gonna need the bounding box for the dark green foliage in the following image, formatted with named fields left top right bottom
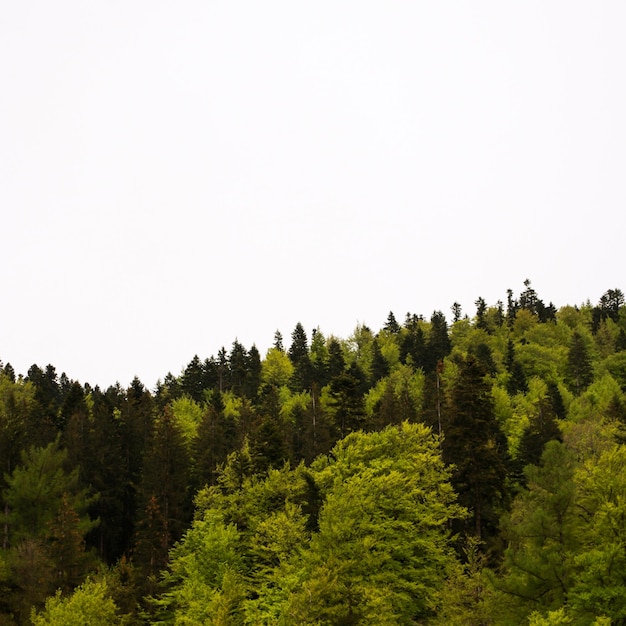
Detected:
left=133, top=406, right=191, bottom=586
left=451, top=301, right=463, bottom=322
left=517, top=399, right=563, bottom=469
left=384, top=310, right=400, bottom=334
left=370, top=336, right=390, bottom=383
left=617, top=328, right=626, bottom=352
left=229, top=340, right=248, bottom=396
left=250, top=414, right=288, bottom=474
left=506, top=288, right=518, bottom=325
left=25, top=364, right=61, bottom=443
left=328, top=371, right=366, bottom=438
left=273, top=329, right=284, bottom=351
left=180, top=355, right=206, bottom=402
left=191, top=392, right=236, bottom=490
left=592, top=288, right=625, bottom=332
left=505, top=339, right=528, bottom=395
left=245, top=345, right=262, bottom=398
left=470, top=342, right=497, bottom=376
left=326, top=338, right=345, bottom=380
left=475, top=297, right=488, bottom=330
left=442, top=356, right=509, bottom=543
left=566, top=331, right=594, bottom=394
left=547, top=381, right=566, bottom=419
left=288, top=322, right=313, bottom=391
left=425, top=310, right=451, bottom=372
left=2, top=284, right=626, bottom=624
left=400, top=319, right=427, bottom=369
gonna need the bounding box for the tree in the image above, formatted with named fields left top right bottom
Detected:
left=160, top=423, right=465, bottom=625
left=425, top=311, right=451, bottom=372
left=566, top=331, right=594, bottom=394
left=261, top=347, right=294, bottom=388
left=475, top=297, right=488, bottom=331
left=506, top=288, right=518, bottom=325
left=284, top=423, right=465, bottom=624
left=384, top=311, right=400, bottom=334
left=370, top=337, right=390, bottom=383
left=451, top=302, right=463, bottom=323
left=273, top=330, right=284, bottom=352
left=31, top=578, right=120, bottom=626
left=2, top=438, right=98, bottom=620
left=400, top=322, right=426, bottom=370
left=505, top=339, right=528, bottom=395
left=326, top=338, right=346, bottom=380
left=229, top=340, right=248, bottom=397
left=191, top=391, right=236, bottom=489
left=288, top=323, right=313, bottom=391
left=180, top=355, right=206, bottom=402
left=133, top=407, right=191, bottom=587
left=3, top=438, right=97, bottom=547
left=328, top=371, right=366, bottom=438
left=442, top=356, right=509, bottom=543
left=496, top=441, right=578, bottom=620
left=517, top=396, right=563, bottom=469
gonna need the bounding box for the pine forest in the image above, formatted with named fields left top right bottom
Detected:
left=2, top=281, right=626, bottom=625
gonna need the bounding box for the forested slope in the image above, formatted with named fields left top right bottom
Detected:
left=1, top=282, right=626, bottom=624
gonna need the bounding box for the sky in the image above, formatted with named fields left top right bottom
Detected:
left=1, top=1, right=625, bottom=390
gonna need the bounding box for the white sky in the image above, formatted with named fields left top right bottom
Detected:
left=2, top=1, right=625, bottom=389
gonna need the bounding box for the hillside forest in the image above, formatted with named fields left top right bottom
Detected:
left=2, top=282, right=626, bottom=624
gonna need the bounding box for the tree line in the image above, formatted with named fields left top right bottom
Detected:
left=1, top=281, right=626, bottom=624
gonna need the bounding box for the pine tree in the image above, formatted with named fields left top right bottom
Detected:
left=133, top=407, right=191, bottom=583
left=370, top=337, right=390, bottom=383
left=442, top=356, right=509, bottom=543
left=425, top=311, right=451, bottom=372
left=566, top=332, right=593, bottom=395
left=505, top=340, right=528, bottom=395
left=181, top=355, right=206, bottom=402
left=475, top=297, right=488, bottom=331
left=384, top=311, right=401, bottom=334
left=288, top=323, right=313, bottom=391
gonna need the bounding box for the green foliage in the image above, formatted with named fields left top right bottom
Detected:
left=3, top=438, right=97, bottom=545
left=2, top=284, right=626, bottom=623
left=261, top=348, right=294, bottom=388
left=497, top=435, right=626, bottom=623
left=161, top=423, right=463, bottom=624
left=170, top=396, right=203, bottom=446
left=442, top=356, right=509, bottom=542
left=30, top=578, right=121, bottom=626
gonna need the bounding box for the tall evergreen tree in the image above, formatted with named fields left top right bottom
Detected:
left=370, top=336, right=390, bottom=383
left=229, top=340, right=248, bottom=397
left=133, top=407, right=191, bottom=587
left=425, top=311, right=451, bottom=372
left=180, top=355, right=206, bottom=402
left=475, top=297, right=488, bottom=331
left=288, top=323, right=313, bottom=391
left=400, top=322, right=427, bottom=369
left=566, top=332, right=594, bottom=395
left=505, top=339, right=528, bottom=395
left=442, top=356, right=509, bottom=544
left=384, top=311, right=401, bottom=334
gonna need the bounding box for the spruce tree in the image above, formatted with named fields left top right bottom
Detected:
left=566, top=332, right=593, bottom=395
left=442, top=356, right=509, bottom=543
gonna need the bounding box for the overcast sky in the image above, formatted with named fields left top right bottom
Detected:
left=2, top=1, right=625, bottom=389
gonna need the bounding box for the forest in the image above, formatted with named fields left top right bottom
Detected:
left=1, top=281, right=626, bottom=625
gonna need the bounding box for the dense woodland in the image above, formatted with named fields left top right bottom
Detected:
left=2, top=281, right=626, bottom=624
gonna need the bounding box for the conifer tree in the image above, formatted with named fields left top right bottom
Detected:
left=370, top=336, right=390, bottom=383
left=133, top=407, right=190, bottom=584
left=425, top=311, right=451, bottom=372
left=442, top=356, right=509, bottom=543
left=384, top=311, right=401, bottom=334
left=566, top=331, right=593, bottom=395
